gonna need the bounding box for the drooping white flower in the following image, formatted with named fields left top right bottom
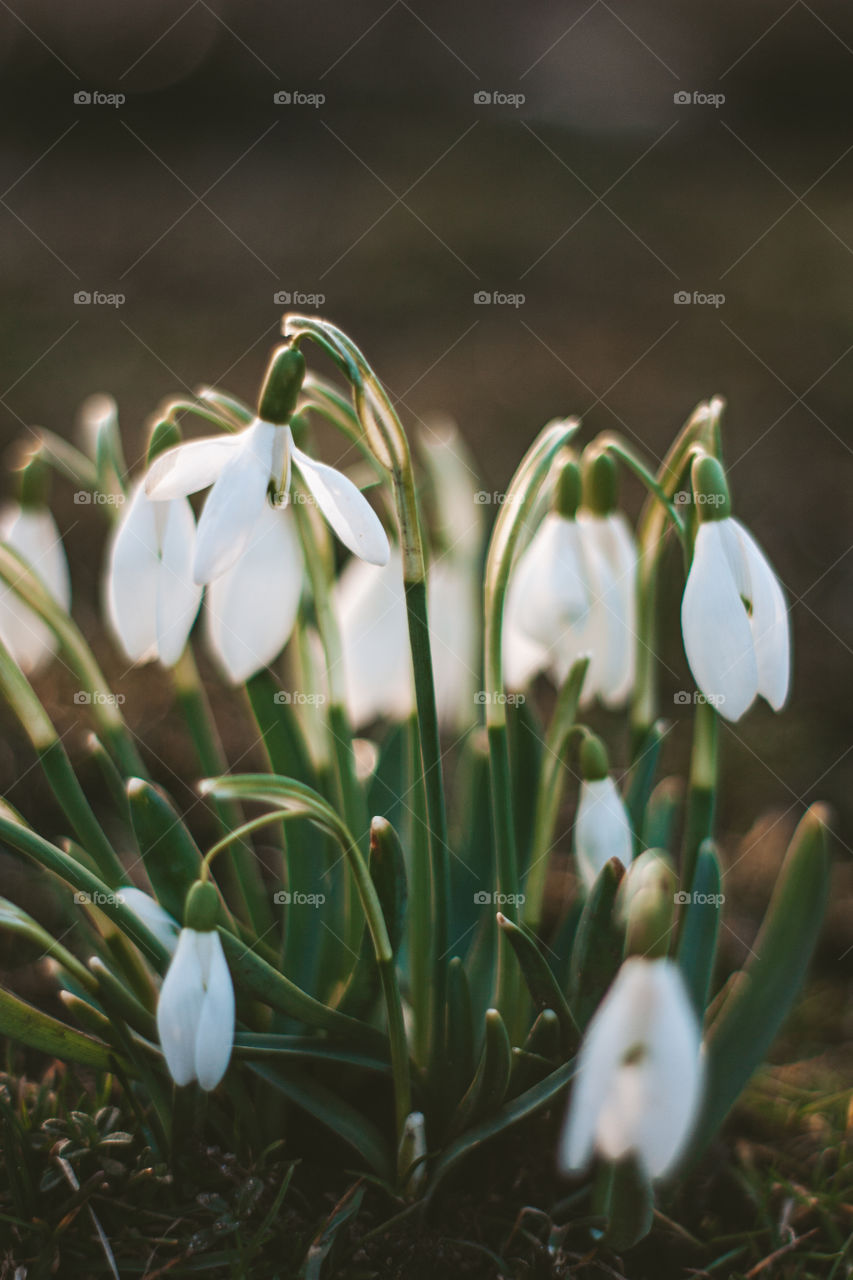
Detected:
left=428, top=559, right=480, bottom=731
left=145, top=419, right=389, bottom=585
left=156, top=926, right=234, bottom=1090
left=115, top=886, right=179, bottom=954
left=0, top=504, right=71, bottom=674
left=577, top=510, right=637, bottom=706
left=681, top=516, right=790, bottom=723
left=574, top=775, right=634, bottom=888
left=334, top=549, right=415, bottom=729
left=559, top=957, right=703, bottom=1179
left=204, top=500, right=304, bottom=684
left=105, top=481, right=202, bottom=667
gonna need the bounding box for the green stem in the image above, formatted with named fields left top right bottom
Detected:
left=404, top=713, right=431, bottom=1067
left=681, top=698, right=718, bottom=895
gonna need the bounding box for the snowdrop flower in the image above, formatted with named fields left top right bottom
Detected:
left=204, top=499, right=303, bottom=683
left=106, top=480, right=202, bottom=667
left=574, top=733, right=633, bottom=888
left=503, top=456, right=637, bottom=707
left=0, top=502, right=71, bottom=675
left=156, top=882, right=234, bottom=1091
left=334, top=549, right=415, bottom=728
left=559, top=957, right=703, bottom=1179
left=144, top=347, right=389, bottom=585
left=681, top=456, right=790, bottom=723
left=115, top=886, right=179, bottom=954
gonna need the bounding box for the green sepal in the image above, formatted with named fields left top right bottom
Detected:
left=567, top=857, right=625, bottom=1030
left=683, top=805, right=831, bottom=1166
left=676, top=839, right=722, bottom=1014
left=496, top=913, right=577, bottom=1054
left=127, top=778, right=203, bottom=922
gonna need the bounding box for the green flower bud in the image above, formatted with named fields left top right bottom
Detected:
left=580, top=732, right=610, bottom=781
left=690, top=453, right=731, bottom=522
left=582, top=448, right=618, bottom=516
left=553, top=459, right=582, bottom=519
left=184, top=880, right=220, bottom=932
left=257, top=344, right=306, bottom=424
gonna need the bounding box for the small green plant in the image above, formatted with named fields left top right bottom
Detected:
left=0, top=315, right=831, bottom=1251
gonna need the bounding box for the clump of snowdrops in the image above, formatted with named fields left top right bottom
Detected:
left=0, top=315, right=830, bottom=1248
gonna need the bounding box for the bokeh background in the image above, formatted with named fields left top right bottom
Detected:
left=0, top=0, right=850, bottom=963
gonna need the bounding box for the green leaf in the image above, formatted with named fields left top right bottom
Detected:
left=427, top=1058, right=576, bottom=1199
left=641, top=777, right=683, bottom=854
left=251, top=1064, right=391, bottom=1178
left=300, top=1181, right=366, bottom=1280
left=335, top=816, right=408, bottom=1018
left=596, top=1155, right=655, bottom=1250
left=684, top=805, right=831, bottom=1165
left=447, top=1008, right=512, bottom=1136
left=0, top=986, right=120, bottom=1070
left=496, top=914, right=577, bottom=1054
left=0, top=896, right=94, bottom=991
left=127, top=778, right=203, bottom=922
left=676, top=839, right=722, bottom=1014
left=232, top=1034, right=389, bottom=1075
left=442, top=956, right=475, bottom=1115
left=567, top=857, right=625, bottom=1032
left=624, top=720, right=668, bottom=851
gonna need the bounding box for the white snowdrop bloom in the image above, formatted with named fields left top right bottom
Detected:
left=577, top=509, right=638, bottom=706
left=157, top=926, right=234, bottom=1090
left=145, top=418, right=389, bottom=586
left=559, top=957, right=703, bottom=1179
left=334, top=549, right=415, bottom=729
left=105, top=481, right=202, bottom=667
left=115, top=887, right=179, bottom=954
left=574, top=775, right=634, bottom=888
left=0, top=504, right=71, bottom=675
left=681, top=516, right=790, bottom=723
left=428, top=558, right=480, bottom=731
left=204, top=500, right=303, bottom=684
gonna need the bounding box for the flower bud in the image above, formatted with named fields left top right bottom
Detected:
left=553, top=458, right=582, bottom=519
left=581, top=448, right=618, bottom=516
left=184, top=879, right=220, bottom=931
left=257, top=344, right=306, bottom=424
left=690, top=454, right=730, bottom=522
left=580, top=731, right=609, bottom=781
left=618, top=849, right=676, bottom=958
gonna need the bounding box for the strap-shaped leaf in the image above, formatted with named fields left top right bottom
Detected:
left=232, top=1034, right=389, bottom=1075
left=443, top=956, right=475, bottom=1114
left=596, top=1155, right=654, bottom=1251
left=676, top=839, right=722, bottom=1014
left=567, top=857, right=625, bottom=1031
left=335, top=817, right=408, bottom=1018
left=683, top=805, right=831, bottom=1166
left=641, top=776, right=683, bottom=854
left=624, top=720, right=668, bottom=850
left=497, top=914, right=577, bottom=1054
left=0, top=986, right=119, bottom=1070
left=0, top=896, right=94, bottom=991
left=127, top=778, right=202, bottom=922
left=447, top=1008, right=512, bottom=1137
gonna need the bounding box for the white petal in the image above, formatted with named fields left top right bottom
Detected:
left=205, top=503, right=302, bottom=683
left=144, top=434, right=241, bottom=501
left=193, top=421, right=279, bottom=584
left=0, top=506, right=71, bottom=674
left=503, top=568, right=549, bottom=688
left=115, top=887, right=179, bottom=953
left=105, top=483, right=160, bottom=663
left=574, top=777, right=633, bottom=889
left=579, top=513, right=637, bottom=706
left=193, top=931, right=235, bottom=1091
left=428, top=561, right=479, bottom=730
left=291, top=446, right=390, bottom=567
left=155, top=499, right=203, bottom=666
left=681, top=521, right=757, bottom=722
left=730, top=519, right=790, bottom=711
left=334, top=550, right=414, bottom=728
left=157, top=929, right=205, bottom=1086
left=509, top=514, right=590, bottom=650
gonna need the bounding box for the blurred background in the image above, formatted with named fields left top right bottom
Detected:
left=0, top=0, right=850, bottom=962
